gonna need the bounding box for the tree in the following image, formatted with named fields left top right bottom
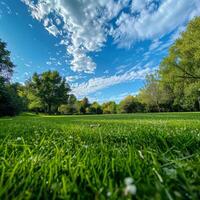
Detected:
left=0, top=39, right=24, bottom=116
left=102, top=101, right=117, bottom=114
left=58, top=104, right=73, bottom=115
left=29, top=71, right=70, bottom=114
left=87, top=102, right=102, bottom=114
left=161, top=17, right=200, bottom=81
left=158, top=17, right=200, bottom=111
left=119, top=95, right=144, bottom=113
left=0, top=39, right=14, bottom=82
left=79, top=97, right=90, bottom=114
left=183, top=82, right=200, bottom=111
left=68, top=94, right=77, bottom=105
left=0, top=82, right=24, bottom=116
left=138, top=74, right=164, bottom=112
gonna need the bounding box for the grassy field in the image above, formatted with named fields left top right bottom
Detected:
left=0, top=113, right=200, bottom=200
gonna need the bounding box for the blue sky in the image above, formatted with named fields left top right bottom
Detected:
left=0, top=0, right=199, bottom=102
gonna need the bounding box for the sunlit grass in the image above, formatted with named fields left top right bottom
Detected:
left=0, top=113, right=200, bottom=199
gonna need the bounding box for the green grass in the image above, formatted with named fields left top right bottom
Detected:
left=0, top=113, right=200, bottom=200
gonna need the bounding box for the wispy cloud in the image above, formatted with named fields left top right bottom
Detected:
left=72, top=66, right=155, bottom=97
left=112, top=0, right=200, bottom=47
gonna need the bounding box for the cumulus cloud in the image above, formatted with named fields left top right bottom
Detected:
left=21, top=0, right=200, bottom=75
left=72, top=67, right=154, bottom=97
left=21, top=0, right=128, bottom=73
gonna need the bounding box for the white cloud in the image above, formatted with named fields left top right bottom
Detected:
left=46, top=61, right=52, bottom=65
left=148, top=25, right=186, bottom=55
left=56, top=18, right=61, bottom=25
left=149, top=39, right=162, bottom=51
left=131, top=0, right=146, bottom=13
left=113, top=0, right=200, bottom=47
left=21, top=0, right=200, bottom=76
left=66, top=75, right=80, bottom=83
left=21, top=0, right=128, bottom=73
left=43, top=18, right=50, bottom=27
left=28, top=24, right=33, bottom=28
left=24, top=63, right=31, bottom=67
left=45, top=25, right=60, bottom=37
left=72, top=67, right=154, bottom=97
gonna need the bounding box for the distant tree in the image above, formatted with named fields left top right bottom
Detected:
left=138, top=74, right=163, bottom=112
left=58, top=104, right=73, bottom=115
left=119, top=95, right=144, bottom=113
left=29, top=71, right=70, bottom=114
left=102, top=101, right=117, bottom=114
left=79, top=97, right=90, bottom=114
left=68, top=94, right=77, bottom=105
left=87, top=102, right=102, bottom=114
left=57, top=94, right=78, bottom=114
left=74, top=101, right=82, bottom=114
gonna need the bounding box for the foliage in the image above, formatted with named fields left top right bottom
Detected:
left=0, top=82, right=24, bottom=116
left=0, top=39, right=14, bottom=81
left=28, top=71, right=71, bottom=114
left=102, top=101, right=117, bottom=114
left=138, top=17, right=200, bottom=112
left=86, top=101, right=102, bottom=114
left=0, top=39, right=24, bottom=116
left=58, top=104, right=73, bottom=114
left=119, top=95, right=144, bottom=113
left=79, top=97, right=90, bottom=114
left=138, top=73, right=165, bottom=112
left=160, top=17, right=200, bottom=81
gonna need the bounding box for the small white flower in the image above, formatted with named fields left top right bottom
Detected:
left=16, top=137, right=22, bottom=141
left=107, top=191, right=111, bottom=197
left=124, top=177, right=134, bottom=185
left=124, top=184, right=137, bottom=196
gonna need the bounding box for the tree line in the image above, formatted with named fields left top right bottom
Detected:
left=0, top=17, right=200, bottom=116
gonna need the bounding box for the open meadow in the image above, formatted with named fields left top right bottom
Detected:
left=0, top=113, right=200, bottom=199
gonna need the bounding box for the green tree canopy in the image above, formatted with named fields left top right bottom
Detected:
left=119, top=96, right=143, bottom=113
left=158, top=16, right=200, bottom=111
left=28, top=71, right=71, bottom=114
left=87, top=102, right=102, bottom=114
left=160, top=17, right=200, bottom=81
left=102, top=101, right=117, bottom=114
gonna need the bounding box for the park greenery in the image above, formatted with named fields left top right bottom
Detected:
left=1, top=17, right=200, bottom=116
left=0, top=17, right=200, bottom=116
left=0, top=17, right=200, bottom=200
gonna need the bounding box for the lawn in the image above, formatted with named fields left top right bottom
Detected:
left=0, top=113, right=200, bottom=199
